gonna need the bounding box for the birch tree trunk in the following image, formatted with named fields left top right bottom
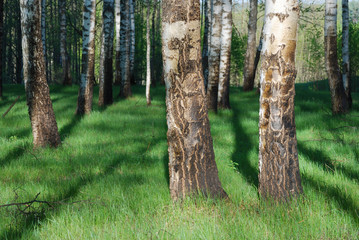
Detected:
left=0, top=0, right=3, bottom=98
left=242, top=0, right=258, bottom=91
left=342, top=0, right=352, bottom=108
left=162, top=0, right=227, bottom=201
left=120, top=0, right=132, bottom=98
left=218, top=0, right=232, bottom=109
left=99, top=0, right=114, bottom=106
left=115, top=0, right=121, bottom=85
left=325, top=0, right=348, bottom=114
left=20, top=0, right=61, bottom=148
left=41, top=0, right=47, bottom=83
left=129, top=0, right=136, bottom=85
left=202, top=0, right=209, bottom=91
left=76, top=0, right=96, bottom=115
left=207, top=0, right=222, bottom=112
left=146, top=0, right=151, bottom=105
left=151, top=0, right=157, bottom=86
left=59, top=0, right=72, bottom=86
left=258, top=0, right=303, bottom=200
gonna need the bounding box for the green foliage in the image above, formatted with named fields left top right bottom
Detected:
left=231, top=30, right=247, bottom=85
left=0, top=85, right=358, bottom=239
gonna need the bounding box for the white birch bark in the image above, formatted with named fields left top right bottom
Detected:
left=129, top=0, right=135, bottom=84
left=342, top=0, right=352, bottom=108
left=258, top=0, right=303, bottom=200
left=217, top=0, right=232, bottom=109
left=77, top=0, right=96, bottom=115
left=115, top=0, right=121, bottom=85
left=146, top=0, right=151, bottom=105
left=207, top=0, right=222, bottom=112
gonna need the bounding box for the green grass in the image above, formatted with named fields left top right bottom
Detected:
left=0, top=84, right=358, bottom=239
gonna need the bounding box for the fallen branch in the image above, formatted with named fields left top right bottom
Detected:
left=2, top=96, right=20, bottom=118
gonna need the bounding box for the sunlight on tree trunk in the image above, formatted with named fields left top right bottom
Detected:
left=146, top=0, right=151, bottom=106
left=258, top=0, right=303, bottom=201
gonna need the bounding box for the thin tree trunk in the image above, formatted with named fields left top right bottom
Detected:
left=325, top=0, right=348, bottom=114
left=146, top=0, right=151, bottom=106
left=115, top=0, right=121, bottom=85
left=207, top=0, right=222, bottom=112
left=76, top=0, right=96, bottom=115
left=202, top=0, right=209, bottom=91
left=218, top=0, right=232, bottom=109
left=59, top=0, right=72, bottom=85
left=258, top=0, right=303, bottom=201
left=99, top=0, right=114, bottom=107
left=129, top=0, right=136, bottom=85
left=0, top=0, right=3, bottom=98
left=151, top=0, right=157, bottom=87
left=255, top=26, right=264, bottom=94
left=162, top=0, right=227, bottom=201
left=16, top=9, right=23, bottom=85
left=20, top=0, right=61, bottom=148
left=242, top=0, right=257, bottom=91
left=119, top=0, right=131, bottom=98
left=342, top=0, right=352, bottom=108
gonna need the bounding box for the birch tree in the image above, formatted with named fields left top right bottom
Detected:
left=207, top=0, right=222, bottom=112
left=99, top=0, right=114, bottom=106
left=120, top=0, right=131, bottom=98
left=0, top=0, right=3, bottom=98
left=129, top=0, right=135, bottom=85
left=342, top=0, right=352, bottom=108
left=217, top=0, right=232, bottom=109
left=20, top=0, right=61, bottom=148
left=258, top=0, right=303, bottom=200
left=115, top=0, right=121, bottom=85
left=162, top=0, right=227, bottom=200
left=60, top=0, right=72, bottom=86
left=76, top=0, right=96, bottom=115
left=324, top=0, right=349, bottom=114
left=41, top=0, right=47, bottom=82
left=242, top=0, right=258, bottom=91
left=146, top=0, right=151, bottom=105
left=202, top=0, right=210, bottom=91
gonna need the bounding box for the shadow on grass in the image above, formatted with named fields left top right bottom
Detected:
left=59, top=115, right=82, bottom=140
left=231, top=99, right=258, bottom=188
left=0, top=145, right=26, bottom=168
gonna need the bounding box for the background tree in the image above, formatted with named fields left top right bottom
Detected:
left=60, top=0, right=72, bottom=85
left=76, top=0, right=96, bottom=115
left=0, top=0, right=3, bottom=98
left=325, top=0, right=349, bottom=114
left=115, top=0, right=121, bottom=85
left=342, top=0, right=352, bottom=108
left=207, top=0, right=222, bottom=112
left=99, top=0, right=114, bottom=106
left=145, top=0, right=151, bottom=105
left=217, top=0, right=232, bottom=109
left=120, top=0, right=131, bottom=98
left=20, top=0, right=61, bottom=148
left=202, top=0, right=210, bottom=91
left=129, top=0, right=136, bottom=85
left=258, top=0, right=303, bottom=200
left=162, top=0, right=227, bottom=200
left=242, top=0, right=258, bottom=91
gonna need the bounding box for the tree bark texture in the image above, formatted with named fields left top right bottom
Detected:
left=202, top=0, right=209, bottom=91
left=217, top=0, right=232, bottom=109
left=242, top=0, right=258, bottom=91
left=99, top=0, right=114, bottom=107
left=20, top=0, right=61, bottom=148
left=151, top=0, right=157, bottom=86
left=324, top=0, right=348, bottom=114
left=129, top=0, right=135, bottom=85
left=115, top=0, right=121, bottom=85
left=41, top=0, right=47, bottom=83
left=258, top=0, right=303, bottom=201
left=206, top=0, right=222, bottom=112
left=342, top=0, right=352, bottom=108
left=59, top=0, right=72, bottom=85
left=0, top=0, right=3, bottom=98
left=146, top=0, right=151, bottom=106
left=76, top=0, right=96, bottom=115
left=120, top=0, right=131, bottom=98
left=162, top=0, right=227, bottom=201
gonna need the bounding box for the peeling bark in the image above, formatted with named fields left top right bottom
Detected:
left=162, top=0, right=227, bottom=201
left=342, top=0, right=352, bottom=108
left=99, top=0, right=114, bottom=107
left=60, top=0, right=72, bottom=86
left=20, top=0, right=61, bottom=148
left=218, top=0, right=232, bottom=109
left=242, top=0, right=258, bottom=91
left=325, top=0, right=349, bottom=114
left=76, top=0, right=96, bottom=115
left=258, top=0, right=303, bottom=201
left=206, top=0, right=222, bottom=112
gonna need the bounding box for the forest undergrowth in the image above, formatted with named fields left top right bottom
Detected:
left=0, top=84, right=358, bottom=239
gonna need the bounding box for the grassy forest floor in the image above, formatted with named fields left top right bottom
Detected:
left=0, top=83, right=359, bottom=239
